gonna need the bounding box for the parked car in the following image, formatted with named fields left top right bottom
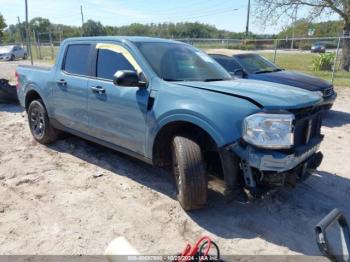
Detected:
left=311, top=43, right=326, bottom=53
left=17, top=37, right=324, bottom=210
left=209, top=52, right=336, bottom=109
left=0, top=45, right=27, bottom=61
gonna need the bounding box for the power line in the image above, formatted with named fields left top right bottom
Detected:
left=18, top=2, right=245, bottom=32
left=149, top=4, right=242, bottom=18
left=133, top=0, right=225, bottom=16
left=80, top=2, right=244, bottom=25
left=134, top=7, right=240, bottom=24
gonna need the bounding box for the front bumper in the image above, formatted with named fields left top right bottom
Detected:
left=321, top=92, right=337, bottom=109
left=228, top=136, right=323, bottom=188
left=0, top=55, right=11, bottom=61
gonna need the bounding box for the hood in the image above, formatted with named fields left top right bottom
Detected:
left=175, top=79, right=323, bottom=110
left=249, top=70, right=332, bottom=91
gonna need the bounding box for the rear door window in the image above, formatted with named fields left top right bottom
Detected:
left=63, top=44, right=91, bottom=76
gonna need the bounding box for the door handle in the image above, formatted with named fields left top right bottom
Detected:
left=56, top=79, right=67, bottom=86
left=91, top=86, right=106, bottom=94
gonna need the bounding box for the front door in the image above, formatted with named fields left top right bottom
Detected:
left=87, top=43, right=150, bottom=155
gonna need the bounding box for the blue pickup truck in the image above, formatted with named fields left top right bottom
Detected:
left=16, top=37, right=325, bottom=210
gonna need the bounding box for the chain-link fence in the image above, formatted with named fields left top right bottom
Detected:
left=0, top=31, right=61, bottom=61
left=33, top=31, right=62, bottom=60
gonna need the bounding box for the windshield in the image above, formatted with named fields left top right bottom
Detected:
left=0, top=46, right=13, bottom=53
left=134, top=42, right=232, bottom=82
left=235, top=54, right=281, bottom=74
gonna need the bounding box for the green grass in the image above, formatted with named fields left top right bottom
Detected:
left=30, top=45, right=59, bottom=61
left=258, top=52, right=350, bottom=87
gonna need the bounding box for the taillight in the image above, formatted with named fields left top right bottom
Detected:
left=15, top=71, right=19, bottom=90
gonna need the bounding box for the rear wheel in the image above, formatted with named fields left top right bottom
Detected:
left=23, top=54, right=27, bottom=60
left=28, top=99, right=60, bottom=144
left=172, top=135, right=207, bottom=210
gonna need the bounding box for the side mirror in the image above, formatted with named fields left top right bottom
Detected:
left=233, top=68, right=246, bottom=78
left=315, top=208, right=350, bottom=261
left=113, top=70, right=147, bottom=88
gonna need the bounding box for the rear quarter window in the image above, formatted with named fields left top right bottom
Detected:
left=63, top=44, right=91, bottom=76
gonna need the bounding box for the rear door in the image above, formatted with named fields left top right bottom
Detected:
left=52, top=44, right=93, bottom=133
left=87, top=42, right=150, bottom=155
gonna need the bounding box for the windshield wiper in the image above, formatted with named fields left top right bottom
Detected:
left=255, top=68, right=283, bottom=74
left=203, top=78, right=227, bottom=82
left=254, top=69, right=274, bottom=74
left=162, top=78, right=186, bottom=82
left=163, top=78, right=229, bottom=82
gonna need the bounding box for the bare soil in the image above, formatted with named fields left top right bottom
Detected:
left=0, top=60, right=349, bottom=256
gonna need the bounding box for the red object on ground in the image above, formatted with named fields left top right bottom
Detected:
left=178, top=236, right=213, bottom=262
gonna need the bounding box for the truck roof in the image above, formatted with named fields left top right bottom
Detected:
left=62, top=36, right=183, bottom=45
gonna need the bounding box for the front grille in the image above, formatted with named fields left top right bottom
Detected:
left=290, top=106, right=323, bottom=149
left=323, top=87, right=334, bottom=97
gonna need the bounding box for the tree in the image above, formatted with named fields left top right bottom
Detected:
left=30, top=17, right=51, bottom=33
left=0, top=13, right=7, bottom=40
left=254, top=0, right=350, bottom=71
left=82, top=20, right=106, bottom=36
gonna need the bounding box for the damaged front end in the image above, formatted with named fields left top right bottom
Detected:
left=231, top=140, right=323, bottom=189
left=222, top=106, right=324, bottom=196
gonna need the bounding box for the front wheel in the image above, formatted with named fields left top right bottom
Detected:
left=28, top=99, right=60, bottom=144
left=172, top=135, right=208, bottom=210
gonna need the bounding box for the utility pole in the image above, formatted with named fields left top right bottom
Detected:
left=25, top=0, right=33, bottom=65
left=245, top=0, right=251, bottom=39
left=291, top=6, right=298, bottom=49
left=80, top=5, right=85, bottom=35
left=17, top=16, right=24, bottom=45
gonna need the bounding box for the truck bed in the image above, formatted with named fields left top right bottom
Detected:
left=16, top=64, right=55, bottom=107
left=17, top=64, right=52, bottom=71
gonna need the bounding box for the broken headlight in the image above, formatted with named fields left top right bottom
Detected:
left=243, top=113, right=294, bottom=149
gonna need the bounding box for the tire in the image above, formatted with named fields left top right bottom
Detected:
left=10, top=54, right=15, bottom=61
left=23, top=54, right=27, bottom=60
left=171, top=135, right=207, bottom=210
left=27, top=99, right=59, bottom=144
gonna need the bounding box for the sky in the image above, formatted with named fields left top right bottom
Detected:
left=0, top=0, right=341, bottom=34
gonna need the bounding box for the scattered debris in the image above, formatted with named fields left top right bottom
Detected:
left=93, top=172, right=104, bottom=178
left=0, top=78, right=18, bottom=102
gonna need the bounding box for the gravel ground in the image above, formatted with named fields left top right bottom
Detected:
left=0, top=60, right=349, bottom=257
